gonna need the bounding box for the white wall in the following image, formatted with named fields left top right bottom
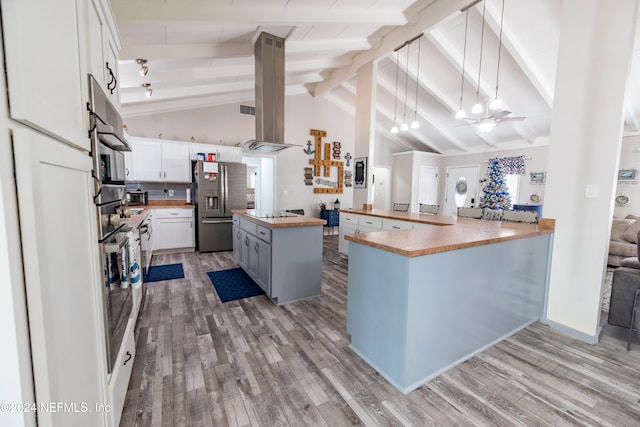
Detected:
left=124, top=92, right=359, bottom=217
left=440, top=145, right=550, bottom=210
left=391, top=151, right=441, bottom=212
left=613, top=134, right=640, bottom=218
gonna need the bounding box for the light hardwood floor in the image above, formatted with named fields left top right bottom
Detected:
left=120, top=236, right=640, bottom=426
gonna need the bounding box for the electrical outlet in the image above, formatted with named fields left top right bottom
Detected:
left=168, top=189, right=174, bottom=197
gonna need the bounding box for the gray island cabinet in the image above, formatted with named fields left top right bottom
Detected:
left=232, top=211, right=325, bottom=305
left=344, top=213, right=555, bottom=394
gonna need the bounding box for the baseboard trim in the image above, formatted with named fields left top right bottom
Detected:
left=542, top=318, right=601, bottom=344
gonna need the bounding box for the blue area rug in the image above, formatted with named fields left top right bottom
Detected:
left=207, top=268, right=265, bottom=303
left=144, top=263, right=185, bottom=282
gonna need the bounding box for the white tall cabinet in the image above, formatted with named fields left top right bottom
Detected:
left=13, top=129, right=108, bottom=426
left=0, top=0, right=124, bottom=425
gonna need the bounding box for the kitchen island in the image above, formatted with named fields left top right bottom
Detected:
left=344, top=211, right=555, bottom=393
left=232, top=210, right=325, bottom=305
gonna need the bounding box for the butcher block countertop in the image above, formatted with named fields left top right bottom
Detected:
left=122, top=201, right=195, bottom=229
left=342, top=208, right=555, bottom=258
left=232, top=210, right=326, bottom=228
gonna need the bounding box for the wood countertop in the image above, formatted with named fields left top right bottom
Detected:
left=232, top=210, right=326, bottom=228
left=342, top=209, right=555, bottom=258
left=122, top=203, right=195, bottom=229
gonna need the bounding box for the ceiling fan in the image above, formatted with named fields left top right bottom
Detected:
left=458, top=110, right=526, bottom=133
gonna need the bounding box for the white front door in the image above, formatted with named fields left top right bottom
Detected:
left=444, top=165, right=479, bottom=216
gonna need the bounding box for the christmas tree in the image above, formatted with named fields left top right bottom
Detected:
left=480, top=158, right=512, bottom=210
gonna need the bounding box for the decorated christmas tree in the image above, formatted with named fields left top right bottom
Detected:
left=480, top=158, right=512, bottom=210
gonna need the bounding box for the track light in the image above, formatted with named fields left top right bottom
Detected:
left=141, top=83, right=152, bottom=98
left=136, top=58, right=148, bottom=77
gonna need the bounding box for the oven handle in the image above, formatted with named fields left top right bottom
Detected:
left=103, top=234, right=129, bottom=254
left=202, top=219, right=233, bottom=224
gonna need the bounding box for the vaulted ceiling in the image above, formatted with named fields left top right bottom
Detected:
left=112, top=0, right=640, bottom=155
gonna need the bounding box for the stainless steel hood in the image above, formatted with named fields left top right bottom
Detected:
left=243, top=32, right=297, bottom=152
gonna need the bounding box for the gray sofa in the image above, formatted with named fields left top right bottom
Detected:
left=609, top=216, right=640, bottom=266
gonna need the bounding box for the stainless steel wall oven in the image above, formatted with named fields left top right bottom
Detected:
left=88, top=74, right=133, bottom=374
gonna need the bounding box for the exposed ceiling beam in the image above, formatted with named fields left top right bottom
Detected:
left=624, top=103, right=640, bottom=132
left=122, top=90, right=255, bottom=118
left=482, top=1, right=554, bottom=107
left=311, top=0, right=469, bottom=97
left=120, top=38, right=372, bottom=62
left=111, top=1, right=408, bottom=25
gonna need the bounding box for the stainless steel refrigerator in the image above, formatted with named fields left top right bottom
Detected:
left=193, top=160, right=247, bottom=252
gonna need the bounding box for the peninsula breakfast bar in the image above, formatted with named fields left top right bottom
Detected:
left=343, top=209, right=555, bottom=393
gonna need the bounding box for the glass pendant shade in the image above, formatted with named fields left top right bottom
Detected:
left=455, top=109, right=466, bottom=119
left=471, top=103, right=483, bottom=114
left=400, top=122, right=409, bottom=131
left=411, top=120, right=419, bottom=129
left=391, top=125, right=399, bottom=134
left=489, top=97, right=502, bottom=112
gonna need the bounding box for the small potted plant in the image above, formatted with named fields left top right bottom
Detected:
left=319, top=200, right=327, bottom=211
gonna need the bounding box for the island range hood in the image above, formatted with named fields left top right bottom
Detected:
left=243, top=32, right=298, bottom=152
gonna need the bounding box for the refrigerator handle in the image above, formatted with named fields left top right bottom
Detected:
left=223, top=164, right=229, bottom=215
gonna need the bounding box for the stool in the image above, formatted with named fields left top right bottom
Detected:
left=608, top=267, right=640, bottom=350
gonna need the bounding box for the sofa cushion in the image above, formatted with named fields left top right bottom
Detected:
left=621, top=219, right=640, bottom=243
left=610, top=240, right=637, bottom=258
left=620, top=257, right=640, bottom=269
left=611, top=218, right=634, bottom=242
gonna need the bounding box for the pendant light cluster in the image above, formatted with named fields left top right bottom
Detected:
left=455, top=0, right=506, bottom=125
left=390, top=34, right=423, bottom=134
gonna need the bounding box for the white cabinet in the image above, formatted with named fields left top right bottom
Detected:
left=2, top=0, right=88, bottom=150
left=153, top=209, right=195, bottom=251
left=339, top=223, right=358, bottom=255
left=383, top=218, right=413, bottom=231
left=189, top=142, right=242, bottom=163
left=108, top=319, right=135, bottom=427
left=128, top=138, right=191, bottom=183
left=13, top=128, right=107, bottom=426
left=84, top=0, right=121, bottom=106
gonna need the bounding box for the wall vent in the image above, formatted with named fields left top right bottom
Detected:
left=240, top=105, right=255, bottom=115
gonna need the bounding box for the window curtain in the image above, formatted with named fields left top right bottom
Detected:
left=499, top=156, right=526, bottom=175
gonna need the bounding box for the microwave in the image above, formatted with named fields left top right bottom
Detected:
left=127, top=191, right=148, bottom=206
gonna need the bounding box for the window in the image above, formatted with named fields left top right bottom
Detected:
left=505, top=174, right=520, bottom=205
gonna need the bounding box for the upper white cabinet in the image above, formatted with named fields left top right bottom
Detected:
left=189, top=142, right=242, bottom=163
left=84, top=0, right=121, bottom=106
left=128, top=138, right=191, bottom=183
left=1, top=0, right=88, bottom=150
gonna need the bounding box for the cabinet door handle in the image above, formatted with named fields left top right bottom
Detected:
left=164, top=171, right=167, bottom=178
left=159, top=171, right=162, bottom=178
left=170, top=212, right=179, bottom=216
left=255, top=243, right=258, bottom=253
left=124, top=351, right=132, bottom=365
left=126, top=168, right=129, bottom=176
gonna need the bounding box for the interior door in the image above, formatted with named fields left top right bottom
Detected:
left=444, top=165, right=479, bottom=216
left=418, top=166, right=438, bottom=206
left=372, top=167, right=390, bottom=210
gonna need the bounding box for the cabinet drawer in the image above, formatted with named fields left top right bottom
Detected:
left=154, top=208, right=193, bottom=219
left=240, top=217, right=257, bottom=235
left=109, top=320, right=135, bottom=427
left=358, top=216, right=383, bottom=229
left=382, top=218, right=412, bottom=231
left=340, top=212, right=358, bottom=224
left=256, top=225, right=271, bottom=243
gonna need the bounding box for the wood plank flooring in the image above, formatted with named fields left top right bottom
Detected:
left=120, top=236, right=640, bottom=426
